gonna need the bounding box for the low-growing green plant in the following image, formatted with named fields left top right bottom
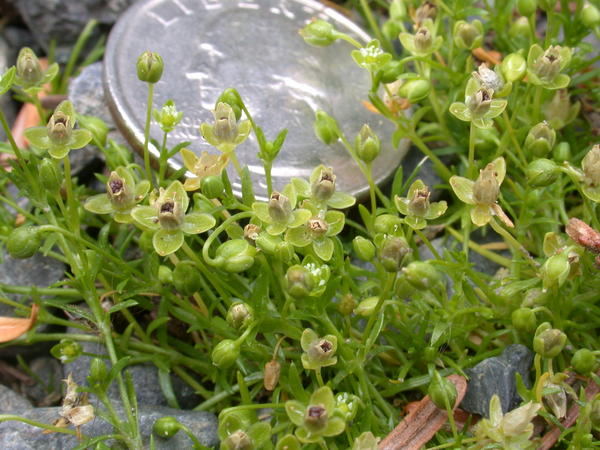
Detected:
left=0, top=0, right=600, bottom=448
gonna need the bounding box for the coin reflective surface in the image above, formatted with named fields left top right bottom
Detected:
left=104, top=0, right=406, bottom=200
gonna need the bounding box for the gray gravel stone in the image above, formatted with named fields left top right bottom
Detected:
left=0, top=405, right=218, bottom=449
left=14, top=0, right=136, bottom=62
left=25, top=357, right=63, bottom=406
left=460, top=344, right=534, bottom=417
left=64, top=328, right=200, bottom=409
left=0, top=384, right=33, bottom=412
left=0, top=35, right=17, bottom=142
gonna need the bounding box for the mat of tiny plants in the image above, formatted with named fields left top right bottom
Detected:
left=1, top=0, right=600, bottom=448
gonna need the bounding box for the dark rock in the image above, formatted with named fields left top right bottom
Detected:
left=24, top=357, right=63, bottom=406
left=0, top=35, right=17, bottom=141
left=0, top=384, right=33, bottom=412
left=64, top=328, right=200, bottom=409
left=14, top=0, right=136, bottom=62
left=460, top=344, right=534, bottom=417
left=0, top=405, right=218, bottom=449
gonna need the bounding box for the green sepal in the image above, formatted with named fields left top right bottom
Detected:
left=289, top=209, right=311, bottom=228
left=582, top=185, right=600, bottom=202
left=322, top=416, right=345, bottom=437
left=486, top=99, right=507, bottom=119
left=267, top=222, right=287, bottom=236
left=68, top=129, right=93, bottom=149
left=313, top=237, right=334, bottom=261
left=449, top=103, right=471, bottom=122
left=114, top=212, right=133, bottom=224
left=135, top=179, right=151, bottom=199
left=325, top=210, right=345, bottom=236
left=449, top=176, right=475, bottom=204
left=41, top=63, right=59, bottom=85
left=405, top=215, right=426, bottom=230
left=84, top=193, right=114, bottom=215
left=327, top=191, right=355, bottom=209
left=153, top=229, right=184, bottom=256
left=24, top=127, right=50, bottom=149
left=285, top=400, right=305, bottom=426
left=48, top=145, right=70, bottom=159
left=424, top=201, right=447, bottom=219
left=131, top=205, right=160, bottom=230
left=181, top=212, right=215, bottom=234
left=291, top=178, right=311, bottom=198
left=252, top=202, right=271, bottom=223
left=286, top=226, right=311, bottom=247
left=300, top=328, right=319, bottom=352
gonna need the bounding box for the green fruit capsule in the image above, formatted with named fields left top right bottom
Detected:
left=313, top=110, right=339, bottom=145
left=403, top=261, right=442, bottom=290
left=511, top=307, right=537, bottom=333
left=136, top=51, right=164, bottom=83
left=172, top=261, right=201, bottom=295
left=353, top=236, right=376, bottom=262
left=428, top=372, right=457, bottom=409
left=398, top=78, right=431, bottom=103
left=7, top=226, right=42, bottom=259
left=517, top=0, right=537, bottom=16
left=211, top=339, right=240, bottom=368
left=38, top=158, right=63, bottom=195
left=201, top=175, right=224, bottom=199
left=526, top=158, right=559, bottom=188
left=572, top=349, right=597, bottom=375
left=153, top=416, right=181, bottom=439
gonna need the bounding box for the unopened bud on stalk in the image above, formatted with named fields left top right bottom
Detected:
left=403, top=261, right=442, bottom=289
left=509, top=16, right=530, bottom=40
left=201, top=175, right=224, bottom=199
left=353, top=236, right=376, bottom=261
left=158, top=265, right=173, bottom=284
left=374, top=214, right=403, bottom=234
left=525, top=122, right=556, bottom=157
left=313, top=110, right=339, bottom=145
left=571, top=348, right=598, bottom=375
left=136, top=51, right=164, bottom=83
left=526, top=158, right=559, bottom=187
left=338, top=293, right=356, bottom=316
left=453, top=20, right=483, bottom=50
left=501, top=53, right=527, bottom=82
left=299, top=19, right=339, bottom=47
left=389, top=0, right=407, bottom=21
left=428, top=372, right=457, bottom=409
left=533, top=322, right=566, bottom=358
left=378, top=236, right=411, bottom=272
left=214, top=239, right=256, bottom=273
left=268, top=192, right=292, bottom=223
left=216, top=88, right=243, bottom=121
left=153, top=416, right=181, bottom=439
left=211, top=339, right=241, bottom=368
left=227, top=302, right=253, bottom=330
left=172, top=261, right=201, bottom=295
left=553, top=142, right=571, bottom=162
left=311, top=166, right=336, bottom=201
left=285, top=265, right=315, bottom=298
left=7, top=226, right=42, bottom=259
left=542, top=252, right=570, bottom=290
left=355, top=296, right=379, bottom=317
left=16, top=47, right=42, bottom=86
left=39, top=158, right=63, bottom=195
left=511, top=307, right=538, bottom=333
left=398, top=78, right=431, bottom=102
left=355, top=124, right=380, bottom=163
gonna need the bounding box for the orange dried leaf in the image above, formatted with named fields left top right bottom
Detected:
left=379, top=374, right=467, bottom=450
left=472, top=47, right=502, bottom=66
left=0, top=304, right=39, bottom=343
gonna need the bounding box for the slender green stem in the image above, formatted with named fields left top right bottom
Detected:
left=358, top=0, right=391, bottom=53
left=468, top=122, right=476, bottom=178
left=0, top=415, right=79, bottom=435
left=365, top=163, right=377, bottom=216
left=361, top=272, right=395, bottom=351
left=202, top=211, right=254, bottom=265
left=143, top=83, right=155, bottom=185
left=158, top=131, right=168, bottom=185
left=264, top=160, right=273, bottom=197
left=489, top=217, right=538, bottom=269
left=0, top=108, right=33, bottom=180
left=409, top=132, right=452, bottom=181
left=63, top=155, right=80, bottom=237
left=335, top=32, right=362, bottom=49
left=229, top=151, right=244, bottom=179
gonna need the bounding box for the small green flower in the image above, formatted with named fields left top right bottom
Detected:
left=449, top=77, right=507, bottom=129
left=453, top=19, right=484, bottom=50
left=14, top=47, right=59, bottom=94
left=352, top=431, right=379, bottom=450
left=131, top=180, right=216, bottom=256
left=394, top=179, right=447, bottom=230
left=285, top=386, right=346, bottom=443
left=24, top=100, right=92, bottom=159
left=300, top=328, right=337, bottom=370
left=524, top=121, right=556, bottom=157
left=84, top=167, right=150, bottom=223
left=285, top=202, right=345, bottom=261
left=218, top=410, right=271, bottom=450
left=580, top=144, right=600, bottom=202
left=200, top=102, right=251, bottom=154
left=473, top=395, right=541, bottom=449
left=153, top=99, right=183, bottom=133
left=351, top=39, right=392, bottom=72
left=450, top=157, right=513, bottom=227
left=526, top=44, right=571, bottom=90
left=292, top=165, right=355, bottom=209
left=252, top=183, right=311, bottom=236
left=399, top=19, right=443, bottom=57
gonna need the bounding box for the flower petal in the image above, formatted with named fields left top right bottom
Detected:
left=153, top=229, right=184, bottom=256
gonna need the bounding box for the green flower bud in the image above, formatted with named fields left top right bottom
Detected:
left=50, top=339, right=83, bottom=363
left=553, top=142, right=571, bottom=162
left=381, top=21, right=403, bottom=51
left=511, top=307, right=537, bottom=333
left=353, top=236, right=376, bottom=261
left=311, top=166, right=336, bottom=201
left=428, top=372, right=457, bottom=409
left=214, top=239, right=256, bottom=273
left=211, top=339, right=241, bottom=368
left=153, top=99, right=183, bottom=134
left=398, top=78, right=431, bottom=103
left=509, top=16, right=530, bottom=40
left=501, top=53, right=527, bottom=82
left=582, top=2, right=600, bottom=27
left=380, top=59, right=403, bottom=84
left=538, top=0, right=556, bottom=11
left=533, top=323, right=567, bottom=358
left=136, top=51, right=164, bottom=83
left=172, top=261, right=201, bottom=295
left=355, top=124, right=381, bottom=163
left=373, top=214, right=403, bottom=234
left=153, top=416, right=180, bottom=439
left=285, top=265, right=315, bottom=298
left=158, top=265, right=173, bottom=284
left=355, top=296, right=379, bottom=317
left=16, top=47, right=42, bottom=86
left=77, top=114, right=109, bottom=147
left=338, top=293, right=356, bottom=316
left=572, top=349, right=597, bottom=375
left=299, top=19, right=338, bottom=47
left=7, top=226, right=42, bottom=259
left=217, top=88, right=243, bottom=121
left=414, top=26, right=433, bottom=53
left=517, top=0, right=537, bottom=16
left=268, top=191, right=292, bottom=223
left=313, top=110, right=339, bottom=145
left=389, top=0, right=407, bottom=21
left=222, top=430, right=252, bottom=450
left=336, top=392, right=360, bottom=421
left=542, top=252, right=570, bottom=289
left=87, top=357, right=108, bottom=387
left=526, top=158, right=559, bottom=187
left=227, top=302, right=254, bottom=330
left=453, top=20, right=483, bottom=50
left=38, top=158, right=63, bottom=195
left=525, top=122, right=556, bottom=157
left=403, top=261, right=442, bottom=289
left=201, top=175, right=224, bottom=199
left=378, top=236, right=411, bottom=272
left=395, top=276, right=416, bottom=298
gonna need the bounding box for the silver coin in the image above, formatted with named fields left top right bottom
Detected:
left=104, top=0, right=407, bottom=200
